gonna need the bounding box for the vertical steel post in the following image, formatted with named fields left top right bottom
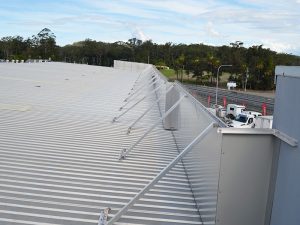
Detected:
left=216, top=65, right=232, bottom=106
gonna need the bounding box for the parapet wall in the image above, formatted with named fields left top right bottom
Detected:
left=114, top=60, right=150, bottom=71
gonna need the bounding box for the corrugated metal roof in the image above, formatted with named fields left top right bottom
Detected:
left=0, top=62, right=213, bottom=225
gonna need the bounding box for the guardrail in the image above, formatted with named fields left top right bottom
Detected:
left=109, top=62, right=224, bottom=224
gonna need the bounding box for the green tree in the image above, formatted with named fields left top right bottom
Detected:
left=206, top=54, right=220, bottom=84
left=1, top=29, right=300, bottom=90
left=35, top=28, right=57, bottom=59
left=191, top=58, right=206, bottom=84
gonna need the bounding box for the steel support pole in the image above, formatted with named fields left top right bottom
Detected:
left=119, top=95, right=187, bottom=160
left=98, top=208, right=111, bottom=225
left=127, top=72, right=158, bottom=95
left=128, top=71, right=156, bottom=94
left=132, top=71, right=158, bottom=88
left=215, top=66, right=220, bottom=106
left=119, top=80, right=164, bottom=111
left=124, top=76, right=160, bottom=103
left=109, top=123, right=215, bottom=224
left=127, top=85, right=174, bottom=133
left=133, top=67, right=152, bottom=86
left=113, top=82, right=166, bottom=122
left=215, top=65, right=232, bottom=106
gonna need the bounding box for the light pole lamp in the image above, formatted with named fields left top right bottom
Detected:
left=216, top=64, right=232, bottom=106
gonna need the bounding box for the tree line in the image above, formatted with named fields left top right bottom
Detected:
left=1, top=28, right=300, bottom=90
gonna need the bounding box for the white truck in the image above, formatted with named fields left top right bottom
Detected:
left=243, top=111, right=262, bottom=118
left=227, top=81, right=237, bottom=90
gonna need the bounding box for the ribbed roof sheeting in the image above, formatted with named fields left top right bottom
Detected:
left=0, top=63, right=203, bottom=225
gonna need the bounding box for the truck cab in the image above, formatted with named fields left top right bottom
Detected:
left=226, top=104, right=246, bottom=119
left=228, top=113, right=256, bottom=128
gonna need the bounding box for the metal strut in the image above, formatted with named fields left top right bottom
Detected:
left=119, top=94, right=187, bottom=160
left=112, top=82, right=166, bottom=122
left=124, top=75, right=160, bottom=103
left=127, top=84, right=175, bottom=133
left=131, top=68, right=154, bottom=90
left=127, top=72, right=157, bottom=96
left=110, top=123, right=216, bottom=224
left=129, top=72, right=157, bottom=93
left=119, top=78, right=162, bottom=111
left=98, top=207, right=111, bottom=225
left=132, top=67, right=152, bottom=86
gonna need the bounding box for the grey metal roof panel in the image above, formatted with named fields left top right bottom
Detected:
left=0, top=63, right=210, bottom=225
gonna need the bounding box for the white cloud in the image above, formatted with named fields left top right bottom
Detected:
left=262, top=39, right=296, bottom=53
left=204, top=21, right=220, bottom=38
left=133, top=0, right=212, bottom=16
left=131, top=27, right=150, bottom=41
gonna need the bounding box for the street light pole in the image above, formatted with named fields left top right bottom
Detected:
left=245, top=67, right=249, bottom=92
left=216, top=64, right=232, bottom=106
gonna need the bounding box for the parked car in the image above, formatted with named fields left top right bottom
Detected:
left=228, top=113, right=256, bottom=128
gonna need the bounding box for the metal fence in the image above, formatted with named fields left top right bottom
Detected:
left=107, top=61, right=225, bottom=225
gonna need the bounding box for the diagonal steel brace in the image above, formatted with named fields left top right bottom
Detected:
left=119, top=78, right=162, bottom=111
left=119, top=94, right=187, bottom=160
left=124, top=75, right=160, bottom=103
left=110, top=123, right=215, bottom=224
left=127, top=84, right=174, bottom=133
left=112, top=82, right=166, bottom=122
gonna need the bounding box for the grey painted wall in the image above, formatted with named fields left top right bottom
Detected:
left=216, top=134, right=276, bottom=225
left=271, top=67, right=300, bottom=225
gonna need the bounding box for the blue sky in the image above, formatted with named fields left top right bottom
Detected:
left=0, top=0, right=300, bottom=55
